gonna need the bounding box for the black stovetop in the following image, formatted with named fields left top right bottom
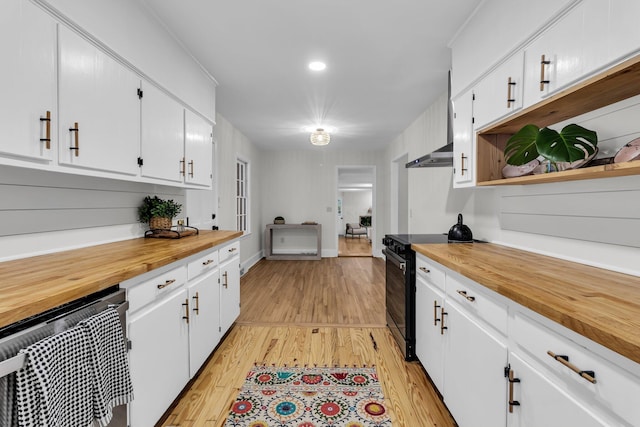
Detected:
left=385, top=233, right=449, bottom=246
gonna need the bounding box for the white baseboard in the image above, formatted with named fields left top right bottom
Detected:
left=241, top=249, right=263, bottom=275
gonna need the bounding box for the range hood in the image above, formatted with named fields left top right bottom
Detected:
left=406, top=71, right=454, bottom=168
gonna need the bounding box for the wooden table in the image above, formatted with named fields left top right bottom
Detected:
left=265, top=223, right=321, bottom=260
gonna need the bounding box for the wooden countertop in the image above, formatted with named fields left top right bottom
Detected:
left=413, top=243, right=640, bottom=366
left=0, top=230, right=242, bottom=329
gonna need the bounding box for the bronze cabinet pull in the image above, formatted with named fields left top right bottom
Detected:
left=188, top=160, right=194, bottom=178
left=460, top=153, right=467, bottom=176
left=222, top=271, right=228, bottom=289
left=433, top=300, right=441, bottom=326
left=157, top=279, right=176, bottom=289
left=40, top=111, right=51, bottom=149
left=419, top=266, right=430, bottom=274
left=202, top=259, right=215, bottom=266
left=182, top=298, right=189, bottom=323
left=507, top=77, right=516, bottom=107
left=192, top=291, right=200, bottom=315
left=507, top=368, right=521, bottom=413
left=69, top=122, right=79, bottom=156
left=180, top=157, right=186, bottom=176
left=440, top=307, right=448, bottom=335
left=456, top=289, right=476, bottom=302
left=540, top=54, right=551, bottom=91
left=547, top=351, right=597, bottom=383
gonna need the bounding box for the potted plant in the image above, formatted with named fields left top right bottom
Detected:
left=503, top=123, right=598, bottom=174
left=138, top=196, right=182, bottom=230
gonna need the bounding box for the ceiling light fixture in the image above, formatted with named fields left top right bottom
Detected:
left=310, top=128, right=330, bottom=146
left=308, top=61, right=326, bottom=71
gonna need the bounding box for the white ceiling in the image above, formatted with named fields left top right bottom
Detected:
left=142, top=0, right=481, bottom=152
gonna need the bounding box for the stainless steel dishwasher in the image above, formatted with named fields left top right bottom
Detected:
left=0, top=285, right=129, bottom=427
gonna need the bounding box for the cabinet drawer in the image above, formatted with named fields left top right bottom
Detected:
left=218, top=240, right=240, bottom=263
left=127, top=265, right=187, bottom=313
left=187, top=249, right=219, bottom=280
left=446, top=273, right=507, bottom=335
left=416, top=255, right=445, bottom=292
left=513, top=311, right=640, bottom=427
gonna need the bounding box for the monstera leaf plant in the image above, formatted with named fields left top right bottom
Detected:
left=504, top=123, right=598, bottom=168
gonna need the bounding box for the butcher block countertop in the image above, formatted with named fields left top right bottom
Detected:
left=412, top=243, right=640, bottom=365
left=0, top=230, right=242, bottom=329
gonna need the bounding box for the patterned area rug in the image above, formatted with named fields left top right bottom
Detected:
left=223, top=365, right=391, bottom=426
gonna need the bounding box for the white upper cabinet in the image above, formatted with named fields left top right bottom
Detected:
left=140, top=82, right=184, bottom=183
left=0, top=0, right=56, bottom=162
left=184, top=109, right=213, bottom=188
left=58, top=26, right=140, bottom=176
left=522, top=4, right=585, bottom=108
left=452, top=89, right=475, bottom=188
left=474, top=51, right=524, bottom=130
left=608, top=1, right=640, bottom=65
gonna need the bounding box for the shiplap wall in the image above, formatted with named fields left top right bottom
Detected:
left=0, top=165, right=184, bottom=238
left=499, top=96, right=640, bottom=249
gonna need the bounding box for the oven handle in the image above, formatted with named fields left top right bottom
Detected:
left=383, top=248, right=406, bottom=273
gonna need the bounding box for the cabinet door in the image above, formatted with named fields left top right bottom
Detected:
left=184, top=109, right=213, bottom=187
left=219, top=255, right=240, bottom=334
left=443, top=300, right=508, bottom=427
left=507, top=352, right=608, bottom=427
left=522, top=4, right=584, bottom=108
left=474, top=51, right=524, bottom=130
left=0, top=0, right=56, bottom=162
left=58, top=26, right=140, bottom=175
left=140, top=82, right=184, bottom=183
left=608, top=1, right=640, bottom=65
left=188, top=268, right=221, bottom=378
left=452, top=89, right=474, bottom=188
left=415, top=276, right=445, bottom=392
left=128, top=288, right=190, bottom=427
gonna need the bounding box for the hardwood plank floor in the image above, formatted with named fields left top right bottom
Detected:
left=338, top=235, right=372, bottom=257
left=160, top=258, right=456, bottom=427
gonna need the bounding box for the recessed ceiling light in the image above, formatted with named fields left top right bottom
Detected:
left=308, top=61, right=326, bottom=71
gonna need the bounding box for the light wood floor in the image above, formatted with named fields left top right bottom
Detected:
left=338, top=235, right=372, bottom=257
left=160, top=258, right=456, bottom=427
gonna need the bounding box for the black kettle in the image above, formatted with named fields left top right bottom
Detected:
left=448, top=213, right=473, bottom=242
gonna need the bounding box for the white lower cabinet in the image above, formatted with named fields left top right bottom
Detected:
left=442, top=283, right=508, bottom=427
left=187, top=265, right=221, bottom=378
left=128, top=287, right=190, bottom=427
left=219, top=242, right=241, bottom=334
left=125, top=239, right=240, bottom=426
left=415, top=270, right=445, bottom=391
left=507, top=352, right=607, bottom=427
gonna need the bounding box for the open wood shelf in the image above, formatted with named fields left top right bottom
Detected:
left=476, top=53, right=640, bottom=186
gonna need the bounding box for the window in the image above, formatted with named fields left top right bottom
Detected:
left=236, top=158, right=249, bottom=232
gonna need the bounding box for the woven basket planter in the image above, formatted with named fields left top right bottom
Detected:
left=149, top=216, right=172, bottom=230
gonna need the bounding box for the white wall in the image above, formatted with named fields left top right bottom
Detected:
left=214, top=114, right=263, bottom=272
left=259, top=150, right=384, bottom=257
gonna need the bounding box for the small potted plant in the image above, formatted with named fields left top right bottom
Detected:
left=138, top=196, right=182, bottom=230
left=503, top=123, right=598, bottom=176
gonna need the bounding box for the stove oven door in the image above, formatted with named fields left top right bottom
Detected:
left=383, top=248, right=410, bottom=358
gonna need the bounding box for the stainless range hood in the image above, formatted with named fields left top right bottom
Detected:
left=405, top=142, right=453, bottom=167
left=406, top=71, right=454, bottom=168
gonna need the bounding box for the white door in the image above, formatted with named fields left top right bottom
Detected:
left=128, top=288, right=190, bottom=427
left=219, top=256, right=240, bottom=334
left=140, top=82, right=184, bottom=183
left=415, top=276, right=445, bottom=392
left=0, top=0, right=56, bottom=162
left=443, top=300, right=508, bottom=427
left=452, top=89, right=474, bottom=188
left=188, top=268, right=221, bottom=378
left=507, top=352, right=608, bottom=427
left=58, top=26, right=140, bottom=175
left=184, top=109, right=213, bottom=187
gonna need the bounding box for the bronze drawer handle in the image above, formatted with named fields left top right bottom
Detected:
left=157, top=279, right=176, bottom=289
left=540, top=54, right=551, bottom=91
left=202, top=259, right=215, bottom=266
left=69, top=122, right=79, bottom=156
left=419, top=267, right=430, bottom=274
left=456, top=289, right=476, bottom=302
left=40, top=111, right=51, bottom=149
left=547, top=351, right=596, bottom=384
left=507, top=77, right=516, bottom=107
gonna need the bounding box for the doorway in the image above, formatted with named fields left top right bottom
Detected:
left=336, top=166, right=375, bottom=257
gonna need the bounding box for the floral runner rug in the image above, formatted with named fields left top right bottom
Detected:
left=223, top=365, right=391, bottom=426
